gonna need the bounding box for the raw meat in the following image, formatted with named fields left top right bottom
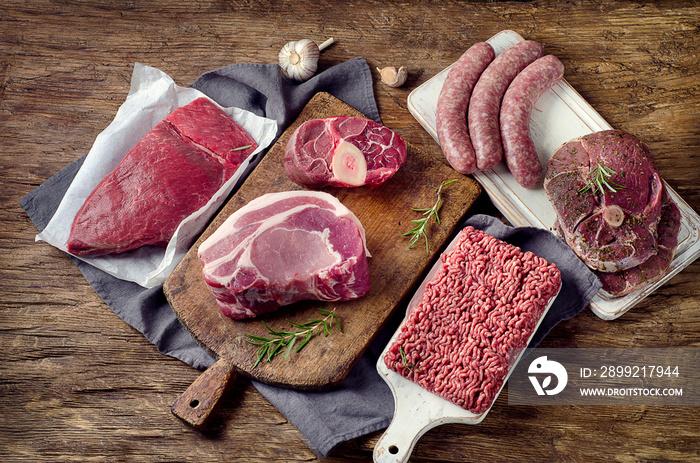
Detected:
left=595, top=188, right=681, bottom=296
left=468, top=40, right=543, bottom=171
left=283, top=116, right=407, bottom=188
left=384, top=226, right=561, bottom=414
left=499, top=54, right=564, bottom=188
left=544, top=130, right=680, bottom=296
left=164, top=97, right=258, bottom=163
left=67, top=97, right=257, bottom=256
left=544, top=130, right=667, bottom=273
left=435, top=42, right=495, bottom=175
left=198, top=191, right=371, bottom=320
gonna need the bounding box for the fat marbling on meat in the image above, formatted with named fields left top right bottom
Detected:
left=198, top=191, right=371, bottom=320
left=284, top=116, right=406, bottom=189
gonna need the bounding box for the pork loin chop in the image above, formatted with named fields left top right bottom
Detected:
left=198, top=191, right=370, bottom=319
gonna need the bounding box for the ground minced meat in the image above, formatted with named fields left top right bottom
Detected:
left=384, top=226, right=561, bottom=414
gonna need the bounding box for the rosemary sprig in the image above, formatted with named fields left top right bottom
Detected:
left=578, top=162, right=625, bottom=195
left=245, top=307, right=341, bottom=368
left=399, top=345, right=420, bottom=373
left=400, top=179, right=458, bottom=254
left=231, top=144, right=253, bottom=151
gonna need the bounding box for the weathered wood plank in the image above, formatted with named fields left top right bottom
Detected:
left=2, top=0, right=699, bottom=461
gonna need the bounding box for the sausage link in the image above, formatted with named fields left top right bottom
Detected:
left=468, top=40, right=544, bottom=171
left=500, top=55, right=564, bottom=188
left=436, top=42, right=495, bottom=174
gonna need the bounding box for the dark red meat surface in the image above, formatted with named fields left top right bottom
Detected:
left=595, top=188, right=681, bottom=296
left=544, top=130, right=680, bottom=296
left=67, top=97, right=256, bottom=256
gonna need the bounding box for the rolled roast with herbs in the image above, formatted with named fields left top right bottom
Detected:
left=544, top=130, right=681, bottom=296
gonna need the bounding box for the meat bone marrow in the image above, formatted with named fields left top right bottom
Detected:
left=544, top=129, right=681, bottom=297
left=198, top=190, right=371, bottom=320
left=67, top=97, right=258, bottom=256
left=283, top=116, right=407, bottom=189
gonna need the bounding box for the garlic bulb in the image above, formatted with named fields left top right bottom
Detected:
left=377, top=66, right=407, bottom=87
left=279, top=38, right=334, bottom=82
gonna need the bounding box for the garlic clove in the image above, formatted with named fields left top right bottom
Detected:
left=279, top=38, right=334, bottom=82
left=377, top=66, right=408, bottom=87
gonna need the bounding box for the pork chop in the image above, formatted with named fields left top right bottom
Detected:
left=198, top=191, right=371, bottom=320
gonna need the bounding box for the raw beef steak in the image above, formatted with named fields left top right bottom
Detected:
left=67, top=97, right=257, bottom=256
left=198, top=191, right=371, bottom=320
left=595, top=188, right=681, bottom=296
left=164, top=97, right=257, bottom=163
left=544, top=130, right=665, bottom=273
left=544, top=130, right=681, bottom=296
left=284, top=116, right=407, bottom=188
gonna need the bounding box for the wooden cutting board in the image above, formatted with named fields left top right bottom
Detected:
left=163, top=92, right=480, bottom=426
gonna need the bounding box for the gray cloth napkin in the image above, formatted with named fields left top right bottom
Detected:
left=19, top=57, right=602, bottom=456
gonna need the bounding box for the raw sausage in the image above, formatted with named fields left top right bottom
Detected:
left=436, top=42, right=495, bottom=174
left=500, top=54, right=564, bottom=188
left=468, top=40, right=544, bottom=171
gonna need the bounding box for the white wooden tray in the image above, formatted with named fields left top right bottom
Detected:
left=407, top=29, right=700, bottom=320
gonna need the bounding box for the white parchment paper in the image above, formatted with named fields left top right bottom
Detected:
left=36, top=63, right=278, bottom=288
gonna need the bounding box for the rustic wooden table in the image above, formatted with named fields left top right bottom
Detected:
left=2, top=1, right=699, bottom=462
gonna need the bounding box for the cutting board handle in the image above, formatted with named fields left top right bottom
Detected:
left=372, top=396, right=438, bottom=463
left=171, top=357, right=237, bottom=429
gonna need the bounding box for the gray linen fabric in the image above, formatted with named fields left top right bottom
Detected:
left=19, top=57, right=601, bottom=456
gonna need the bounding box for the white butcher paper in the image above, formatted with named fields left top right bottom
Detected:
left=36, top=62, right=278, bottom=288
